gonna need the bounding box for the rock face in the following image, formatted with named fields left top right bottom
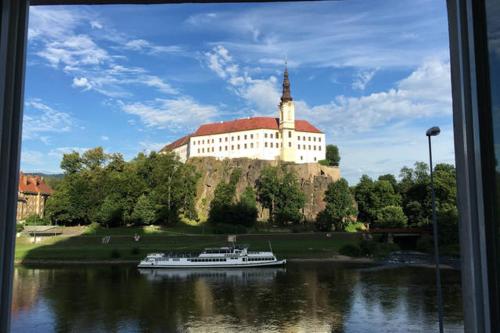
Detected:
left=188, top=157, right=340, bottom=222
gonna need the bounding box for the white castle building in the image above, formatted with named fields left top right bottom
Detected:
left=162, top=68, right=326, bottom=164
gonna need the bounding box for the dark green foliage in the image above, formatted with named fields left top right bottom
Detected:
left=45, top=148, right=200, bottom=227
left=358, top=240, right=400, bottom=258
left=338, top=243, right=361, bottom=257
left=24, top=214, right=51, bottom=226
left=131, top=247, right=140, bottom=255
left=437, top=205, right=459, bottom=246
left=16, top=224, right=24, bottom=233
left=374, top=206, right=408, bottom=228
left=354, top=176, right=401, bottom=225
left=110, top=250, right=121, bottom=259
left=208, top=169, right=257, bottom=227
left=316, top=178, right=357, bottom=231
left=256, top=166, right=305, bottom=225
left=321, top=145, right=340, bottom=166
left=416, top=235, right=434, bottom=253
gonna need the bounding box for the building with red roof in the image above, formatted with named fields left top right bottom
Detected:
left=161, top=68, right=326, bottom=164
left=17, top=173, right=54, bottom=221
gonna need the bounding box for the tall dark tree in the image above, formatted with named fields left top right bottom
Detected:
left=316, top=178, right=357, bottom=231
left=321, top=145, right=341, bottom=166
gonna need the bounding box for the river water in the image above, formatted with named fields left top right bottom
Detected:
left=10, top=262, right=463, bottom=332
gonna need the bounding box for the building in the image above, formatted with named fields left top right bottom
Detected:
left=16, top=173, right=53, bottom=221
left=162, top=68, right=326, bottom=164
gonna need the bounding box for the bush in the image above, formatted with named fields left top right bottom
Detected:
left=375, top=206, right=408, bottom=228
left=24, top=214, right=51, bottom=226
left=16, top=223, right=24, bottom=233
left=110, top=249, right=121, bottom=259
left=345, top=222, right=365, bottom=233
left=212, top=223, right=247, bottom=234
left=416, top=235, right=434, bottom=253
left=338, top=244, right=361, bottom=257
left=131, top=247, right=140, bottom=255
left=359, top=239, right=400, bottom=258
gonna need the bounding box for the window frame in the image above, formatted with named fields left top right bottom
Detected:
left=0, top=1, right=497, bottom=332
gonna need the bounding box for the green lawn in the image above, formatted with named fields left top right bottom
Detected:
left=15, top=230, right=361, bottom=262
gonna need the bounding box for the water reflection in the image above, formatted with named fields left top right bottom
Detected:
left=11, top=263, right=463, bottom=332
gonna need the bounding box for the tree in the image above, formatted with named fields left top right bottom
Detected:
left=131, top=194, right=156, bottom=225
left=316, top=178, right=357, bottom=231
left=274, top=171, right=305, bottom=224
left=354, top=175, right=374, bottom=222
left=320, top=145, right=340, bottom=166
left=233, top=187, right=258, bottom=227
left=208, top=169, right=241, bottom=225
left=378, top=174, right=398, bottom=192
left=256, top=166, right=280, bottom=218
left=60, top=152, right=82, bottom=175
left=374, top=206, right=408, bottom=228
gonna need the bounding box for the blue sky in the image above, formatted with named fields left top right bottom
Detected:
left=21, top=0, right=454, bottom=184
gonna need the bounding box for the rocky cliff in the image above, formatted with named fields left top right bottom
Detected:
left=188, top=157, right=340, bottom=222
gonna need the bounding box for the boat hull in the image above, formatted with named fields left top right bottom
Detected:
left=137, top=259, right=287, bottom=269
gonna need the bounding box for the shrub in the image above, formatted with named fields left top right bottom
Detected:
left=24, top=214, right=51, bottom=226
left=345, top=222, right=365, bottom=233
left=16, top=223, right=24, bottom=233
left=359, top=239, right=400, bottom=258
left=131, top=247, right=140, bottom=255
left=375, top=206, right=408, bottom=228
left=416, top=235, right=434, bottom=253
left=110, top=249, right=121, bottom=259
left=338, top=244, right=361, bottom=257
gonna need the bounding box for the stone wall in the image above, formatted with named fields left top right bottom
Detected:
left=188, top=157, right=340, bottom=222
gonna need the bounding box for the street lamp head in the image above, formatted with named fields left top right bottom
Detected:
left=426, top=126, right=441, bottom=137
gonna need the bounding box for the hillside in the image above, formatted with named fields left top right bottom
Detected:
left=188, top=157, right=340, bottom=222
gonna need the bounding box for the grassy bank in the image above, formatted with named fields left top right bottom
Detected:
left=15, top=226, right=361, bottom=263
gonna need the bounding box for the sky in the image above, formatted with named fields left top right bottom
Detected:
left=21, top=0, right=454, bottom=184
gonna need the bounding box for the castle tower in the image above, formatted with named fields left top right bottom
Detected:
left=279, top=64, right=296, bottom=162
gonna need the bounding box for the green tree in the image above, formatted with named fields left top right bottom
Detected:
left=131, top=194, right=156, bottom=225
left=274, top=171, right=305, bottom=224
left=320, top=145, right=340, bottom=166
left=60, top=152, right=82, bottom=175
left=256, top=166, right=280, bottom=218
left=233, top=186, right=258, bottom=227
left=354, top=175, right=374, bottom=222
left=316, top=178, right=357, bottom=231
left=375, top=206, right=408, bottom=228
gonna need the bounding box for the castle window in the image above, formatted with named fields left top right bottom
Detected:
left=308, top=145, right=311, bottom=150
left=314, top=146, right=316, bottom=150
left=297, top=136, right=300, bottom=141
left=265, top=133, right=268, bottom=138
left=319, top=137, right=321, bottom=142
left=303, top=145, right=306, bottom=149
left=212, top=139, right=214, bottom=143
left=265, top=142, right=268, bottom=147
left=251, top=143, right=254, bottom=148
left=238, top=135, right=240, bottom=140
left=303, top=136, right=306, bottom=140
left=212, top=147, right=215, bottom=152
left=270, top=142, right=273, bottom=148
left=202, top=140, right=205, bottom=144
left=219, top=138, right=222, bottom=143
left=288, top=142, right=292, bottom=147
left=225, top=137, right=228, bottom=142
left=225, top=146, right=228, bottom=151
left=319, top=146, right=322, bottom=151
left=219, top=147, right=222, bottom=151
left=288, top=131, right=292, bottom=138
left=298, top=145, right=300, bottom=149
left=314, top=157, right=317, bottom=161
left=308, top=137, right=311, bottom=141
left=276, top=132, right=279, bottom=138
left=197, top=149, right=200, bottom=153
left=313, top=137, right=316, bottom=142
left=232, top=136, right=234, bottom=141
left=202, top=148, right=205, bottom=153
left=244, top=135, right=247, bottom=140
left=270, top=133, right=273, bottom=139
left=301, top=156, right=303, bottom=160
left=244, top=144, right=247, bottom=149
left=250, top=134, right=254, bottom=139
left=237, top=144, right=240, bottom=149
left=231, top=145, right=234, bottom=150
left=193, top=141, right=195, bottom=145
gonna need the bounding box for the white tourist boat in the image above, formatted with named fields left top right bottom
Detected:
left=137, top=245, right=286, bottom=268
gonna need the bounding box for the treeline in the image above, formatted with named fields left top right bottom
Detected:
left=45, top=147, right=199, bottom=226
left=315, top=162, right=458, bottom=246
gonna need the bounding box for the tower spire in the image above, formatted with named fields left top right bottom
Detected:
left=280, top=61, right=292, bottom=103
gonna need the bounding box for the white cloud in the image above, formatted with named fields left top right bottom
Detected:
left=139, top=141, right=166, bottom=153
left=90, top=21, right=103, bottom=29
left=21, top=150, right=45, bottom=167
left=48, top=147, right=90, bottom=159
left=23, top=100, right=74, bottom=142
left=121, top=97, right=218, bottom=130
left=294, top=59, right=451, bottom=135
left=101, top=135, right=109, bottom=141
left=72, top=77, right=92, bottom=90
left=352, top=69, right=377, bottom=90
left=205, top=45, right=281, bottom=113
left=123, top=39, right=183, bottom=54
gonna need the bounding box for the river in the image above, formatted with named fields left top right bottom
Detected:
left=10, top=262, right=463, bottom=332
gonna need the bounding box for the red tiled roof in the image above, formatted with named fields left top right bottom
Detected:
left=162, top=135, right=191, bottom=151
left=18, top=173, right=53, bottom=195
left=192, top=117, right=322, bottom=137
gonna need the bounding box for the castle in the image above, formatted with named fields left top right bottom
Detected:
left=162, top=67, right=326, bottom=164
left=17, top=173, right=53, bottom=221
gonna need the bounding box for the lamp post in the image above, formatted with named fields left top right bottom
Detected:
left=426, top=126, right=444, bottom=333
